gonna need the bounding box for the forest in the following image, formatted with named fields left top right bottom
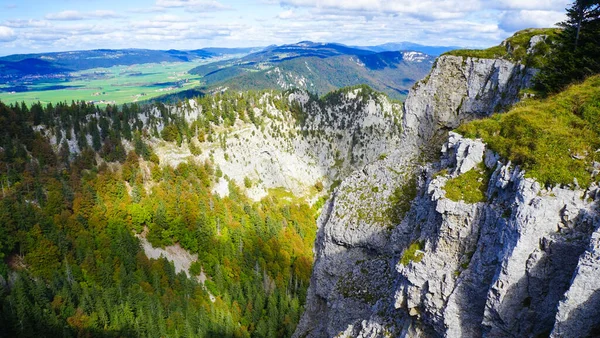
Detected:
left=0, top=90, right=318, bottom=337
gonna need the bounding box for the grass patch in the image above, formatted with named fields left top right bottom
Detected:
left=444, top=164, right=491, bottom=203
left=399, top=241, right=424, bottom=266
left=388, top=175, right=418, bottom=224
left=457, top=75, right=600, bottom=187
left=444, top=28, right=560, bottom=67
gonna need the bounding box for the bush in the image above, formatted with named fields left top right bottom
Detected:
left=244, top=176, right=252, bottom=188
left=400, top=241, right=424, bottom=266
left=388, top=175, right=417, bottom=224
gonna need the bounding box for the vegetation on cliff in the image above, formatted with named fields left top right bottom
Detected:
left=458, top=74, right=600, bottom=187
left=444, top=28, right=560, bottom=68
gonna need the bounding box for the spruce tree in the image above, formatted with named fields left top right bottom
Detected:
left=535, top=0, right=600, bottom=92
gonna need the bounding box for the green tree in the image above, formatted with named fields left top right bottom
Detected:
left=535, top=0, right=600, bottom=92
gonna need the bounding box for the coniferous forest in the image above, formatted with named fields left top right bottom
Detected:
left=0, top=95, right=316, bottom=337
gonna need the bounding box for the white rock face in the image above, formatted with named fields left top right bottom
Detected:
left=153, top=89, right=402, bottom=202
left=295, top=52, right=600, bottom=337
left=403, top=55, right=536, bottom=150
left=394, top=135, right=599, bottom=337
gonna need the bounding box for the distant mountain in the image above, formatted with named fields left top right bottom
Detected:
left=355, top=42, right=460, bottom=56
left=189, top=42, right=435, bottom=100
left=0, top=47, right=260, bottom=78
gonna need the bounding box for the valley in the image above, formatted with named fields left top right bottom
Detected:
left=1, top=0, right=600, bottom=337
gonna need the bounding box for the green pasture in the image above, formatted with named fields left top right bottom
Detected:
left=0, top=59, right=220, bottom=106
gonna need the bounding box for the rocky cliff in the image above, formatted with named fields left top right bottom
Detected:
left=295, top=33, right=600, bottom=337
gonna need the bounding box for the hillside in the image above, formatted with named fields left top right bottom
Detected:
left=189, top=42, right=435, bottom=100
left=1, top=19, right=600, bottom=338
left=294, top=28, right=600, bottom=338
left=0, top=84, right=402, bottom=337
left=0, top=47, right=258, bottom=78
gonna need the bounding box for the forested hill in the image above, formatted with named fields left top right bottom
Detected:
left=0, top=85, right=401, bottom=337
left=189, top=41, right=435, bottom=100
left=0, top=47, right=258, bottom=78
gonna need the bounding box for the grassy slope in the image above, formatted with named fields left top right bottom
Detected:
left=444, top=28, right=561, bottom=67
left=457, top=75, right=600, bottom=187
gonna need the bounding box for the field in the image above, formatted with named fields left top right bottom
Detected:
left=0, top=57, right=232, bottom=106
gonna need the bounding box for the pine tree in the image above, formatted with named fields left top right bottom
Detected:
left=535, top=0, right=600, bottom=92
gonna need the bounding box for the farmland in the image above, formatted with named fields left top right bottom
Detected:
left=0, top=59, right=218, bottom=106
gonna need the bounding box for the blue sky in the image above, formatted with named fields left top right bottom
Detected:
left=0, top=0, right=571, bottom=55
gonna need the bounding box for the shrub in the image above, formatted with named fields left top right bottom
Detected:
left=244, top=176, right=252, bottom=188
left=400, top=241, right=424, bottom=266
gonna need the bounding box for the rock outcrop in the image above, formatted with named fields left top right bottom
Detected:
left=403, top=55, right=536, bottom=151
left=295, top=44, right=600, bottom=336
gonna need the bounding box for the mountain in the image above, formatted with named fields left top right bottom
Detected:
left=294, top=28, right=600, bottom=338
left=0, top=83, right=403, bottom=337
left=2, top=27, right=600, bottom=338
left=0, top=47, right=259, bottom=78
left=355, top=42, right=460, bottom=56
left=189, top=41, right=435, bottom=100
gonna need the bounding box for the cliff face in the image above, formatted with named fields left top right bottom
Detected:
left=393, top=134, right=599, bottom=337
left=295, top=40, right=600, bottom=337
left=403, top=55, right=536, bottom=151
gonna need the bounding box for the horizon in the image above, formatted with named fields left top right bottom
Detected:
left=0, top=39, right=461, bottom=58
left=0, top=0, right=569, bottom=56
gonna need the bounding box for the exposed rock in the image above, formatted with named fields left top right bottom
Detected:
left=527, top=35, right=548, bottom=55
left=295, top=49, right=600, bottom=337
left=403, top=55, right=536, bottom=151
left=551, top=228, right=600, bottom=338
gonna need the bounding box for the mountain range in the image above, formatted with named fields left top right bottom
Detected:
left=189, top=41, right=436, bottom=100
left=0, top=47, right=259, bottom=78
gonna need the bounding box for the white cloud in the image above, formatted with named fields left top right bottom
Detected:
left=488, top=0, right=571, bottom=11
left=45, top=10, right=86, bottom=21
left=0, top=26, right=16, bottom=42
left=45, top=10, right=122, bottom=21
left=499, top=9, right=566, bottom=31
left=277, top=10, right=295, bottom=19
left=155, top=0, right=232, bottom=11
left=2, top=19, right=50, bottom=28
left=278, top=0, right=481, bottom=19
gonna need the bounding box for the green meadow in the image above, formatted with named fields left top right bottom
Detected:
left=0, top=59, right=221, bottom=106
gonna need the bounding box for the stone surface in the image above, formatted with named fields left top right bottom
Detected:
left=295, top=50, right=600, bottom=337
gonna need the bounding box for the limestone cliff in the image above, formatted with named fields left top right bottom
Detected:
left=295, top=33, right=600, bottom=337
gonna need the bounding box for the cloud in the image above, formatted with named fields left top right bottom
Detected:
left=2, top=19, right=50, bottom=28
left=45, top=10, right=122, bottom=21
left=499, top=9, right=565, bottom=31
left=277, top=10, right=295, bottom=19
left=128, top=7, right=166, bottom=14
left=487, top=0, right=571, bottom=11
left=155, top=0, right=232, bottom=12
left=278, top=0, right=481, bottom=19
left=0, top=26, right=17, bottom=42
left=45, top=10, right=86, bottom=21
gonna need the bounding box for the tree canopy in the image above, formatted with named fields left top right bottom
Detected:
left=535, top=0, right=600, bottom=92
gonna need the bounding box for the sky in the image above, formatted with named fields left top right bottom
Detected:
left=0, top=0, right=572, bottom=56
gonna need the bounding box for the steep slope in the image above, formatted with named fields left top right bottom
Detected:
left=0, top=84, right=402, bottom=337
left=293, top=28, right=597, bottom=338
